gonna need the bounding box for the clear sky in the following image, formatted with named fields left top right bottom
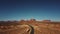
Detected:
left=0, top=0, right=60, bottom=21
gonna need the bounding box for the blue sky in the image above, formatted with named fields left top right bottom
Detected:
left=0, top=0, right=60, bottom=21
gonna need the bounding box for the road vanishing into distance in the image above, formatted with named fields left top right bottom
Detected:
left=0, top=25, right=34, bottom=34
left=0, top=24, right=60, bottom=34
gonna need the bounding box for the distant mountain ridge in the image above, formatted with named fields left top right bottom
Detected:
left=0, top=19, right=60, bottom=34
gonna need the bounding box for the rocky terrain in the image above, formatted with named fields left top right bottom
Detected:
left=0, top=19, right=60, bottom=34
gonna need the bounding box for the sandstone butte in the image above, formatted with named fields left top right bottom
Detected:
left=0, top=19, right=60, bottom=34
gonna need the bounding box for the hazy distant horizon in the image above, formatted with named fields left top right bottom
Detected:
left=0, top=18, right=60, bottom=22
left=0, top=0, right=60, bottom=21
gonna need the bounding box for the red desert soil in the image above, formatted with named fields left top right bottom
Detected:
left=0, top=19, right=60, bottom=34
